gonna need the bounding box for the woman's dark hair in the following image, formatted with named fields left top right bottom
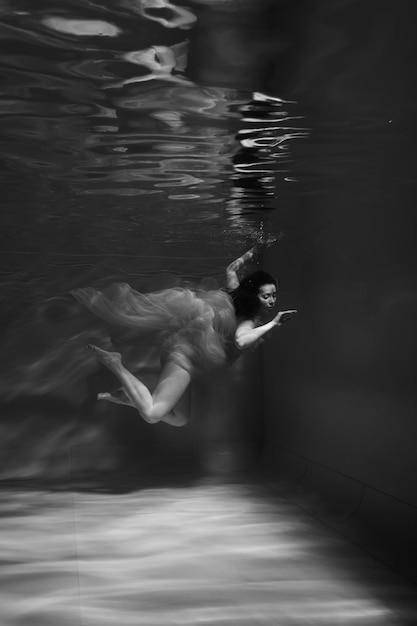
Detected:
left=230, top=270, right=277, bottom=320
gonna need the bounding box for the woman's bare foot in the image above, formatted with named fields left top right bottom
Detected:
left=87, top=344, right=122, bottom=369
left=162, top=411, right=188, bottom=427
left=97, top=391, right=133, bottom=406
left=97, top=392, right=112, bottom=402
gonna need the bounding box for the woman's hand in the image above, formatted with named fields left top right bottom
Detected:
left=273, top=309, right=298, bottom=326
left=251, top=235, right=280, bottom=263
left=235, top=310, right=297, bottom=351
left=243, top=247, right=255, bottom=260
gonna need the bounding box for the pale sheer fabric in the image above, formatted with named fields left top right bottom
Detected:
left=72, top=282, right=236, bottom=375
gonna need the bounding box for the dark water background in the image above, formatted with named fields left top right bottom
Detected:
left=1, top=0, right=417, bottom=476
left=0, top=0, right=310, bottom=477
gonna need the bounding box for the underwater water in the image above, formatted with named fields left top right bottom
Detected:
left=0, top=0, right=306, bottom=462
left=0, top=0, right=308, bottom=478
left=1, top=0, right=417, bottom=624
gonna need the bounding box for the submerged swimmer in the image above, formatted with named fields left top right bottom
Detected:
left=73, top=245, right=297, bottom=427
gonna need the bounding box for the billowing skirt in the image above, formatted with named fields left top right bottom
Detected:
left=72, top=282, right=236, bottom=375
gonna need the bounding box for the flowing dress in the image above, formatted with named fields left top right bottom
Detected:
left=72, top=282, right=237, bottom=375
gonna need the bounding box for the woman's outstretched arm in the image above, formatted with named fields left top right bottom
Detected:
left=225, top=248, right=255, bottom=290
left=235, top=310, right=297, bottom=350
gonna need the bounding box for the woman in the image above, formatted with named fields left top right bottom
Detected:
left=72, top=245, right=296, bottom=427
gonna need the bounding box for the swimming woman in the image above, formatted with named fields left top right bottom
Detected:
left=72, top=245, right=296, bottom=427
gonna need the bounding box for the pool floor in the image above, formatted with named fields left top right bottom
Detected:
left=0, top=476, right=416, bottom=625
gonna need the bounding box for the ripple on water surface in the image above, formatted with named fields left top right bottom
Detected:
left=0, top=0, right=305, bottom=253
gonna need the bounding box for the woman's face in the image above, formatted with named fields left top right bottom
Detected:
left=257, top=283, right=277, bottom=314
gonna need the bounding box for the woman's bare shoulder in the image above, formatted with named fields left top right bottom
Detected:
left=235, top=318, right=255, bottom=330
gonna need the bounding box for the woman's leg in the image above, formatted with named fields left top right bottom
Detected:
left=98, top=388, right=188, bottom=427
left=97, top=389, right=131, bottom=406
left=88, top=345, right=191, bottom=424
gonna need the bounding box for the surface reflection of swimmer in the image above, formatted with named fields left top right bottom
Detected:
left=72, top=244, right=297, bottom=427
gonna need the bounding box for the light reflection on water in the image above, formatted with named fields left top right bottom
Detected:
left=0, top=0, right=305, bottom=253
left=0, top=1, right=305, bottom=416
left=0, top=482, right=402, bottom=625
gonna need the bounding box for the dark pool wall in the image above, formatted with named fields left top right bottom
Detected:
left=260, top=0, right=417, bottom=579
